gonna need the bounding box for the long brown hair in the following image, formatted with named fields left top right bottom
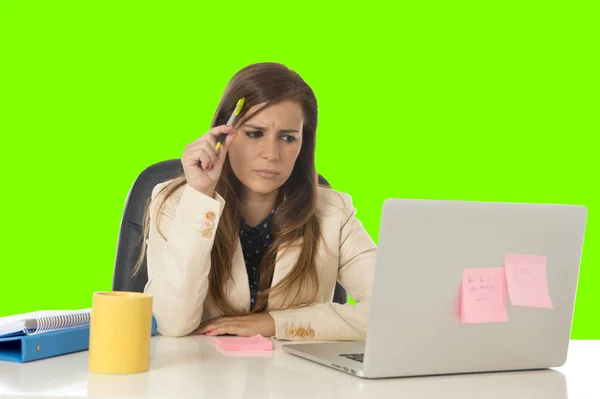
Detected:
left=134, top=62, right=323, bottom=315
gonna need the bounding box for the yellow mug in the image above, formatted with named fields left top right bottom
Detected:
left=88, top=291, right=153, bottom=374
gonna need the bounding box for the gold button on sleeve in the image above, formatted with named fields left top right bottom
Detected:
left=286, top=327, right=297, bottom=337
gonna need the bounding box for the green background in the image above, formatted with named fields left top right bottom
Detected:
left=1, top=2, right=597, bottom=338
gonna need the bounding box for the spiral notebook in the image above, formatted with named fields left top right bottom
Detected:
left=0, top=309, right=92, bottom=338
left=0, top=309, right=158, bottom=363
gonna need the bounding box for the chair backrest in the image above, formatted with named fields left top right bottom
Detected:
left=112, top=159, right=348, bottom=304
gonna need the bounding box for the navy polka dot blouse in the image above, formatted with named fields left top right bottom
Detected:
left=239, top=207, right=276, bottom=310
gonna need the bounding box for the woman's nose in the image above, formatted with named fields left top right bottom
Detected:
left=261, top=139, right=280, bottom=161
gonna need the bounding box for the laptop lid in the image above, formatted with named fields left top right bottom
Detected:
left=362, top=199, right=587, bottom=378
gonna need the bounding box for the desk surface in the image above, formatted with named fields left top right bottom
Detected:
left=0, top=337, right=598, bottom=399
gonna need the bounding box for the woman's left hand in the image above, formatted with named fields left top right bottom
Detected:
left=193, top=313, right=276, bottom=337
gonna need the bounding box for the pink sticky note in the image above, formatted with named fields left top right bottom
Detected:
left=454, top=282, right=462, bottom=319
left=461, top=268, right=508, bottom=324
left=504, top=253, right=553, bottom=308
left=214, top=334, right=273, bottom=351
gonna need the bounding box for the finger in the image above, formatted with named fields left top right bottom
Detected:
left=184, top=147, right=215, bottom=170
left=185, top=127, right=227, bottom=151
left=193, top=320, right=213, bottom=334
left=188, top=139, right=223, bottom=168
left=198, top=317, right=222, bottom=329
left=216, top=130, right=238, bottom=161
left=195, top=321, right=219, bottom=335
left=206, top=124, right=234, bottom=139
left=197, top=142, right=217, bottom=166
left=196, top=317, right=237, bottom=334
left=206, top=324, right=242, bottom=336
left=203, top=133, right=217, bottom=147
left=185, top=136, right=217, bottom=155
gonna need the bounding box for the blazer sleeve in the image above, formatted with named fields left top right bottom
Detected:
left=143, top=182, right=226, bottom=337
left=268, top=192, right=376, bottom=341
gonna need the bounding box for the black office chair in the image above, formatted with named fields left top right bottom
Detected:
left=112, top=159, right=348, bottom=305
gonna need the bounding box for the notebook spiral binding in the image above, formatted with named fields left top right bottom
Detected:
left=23, top=310, right=91, bottom=335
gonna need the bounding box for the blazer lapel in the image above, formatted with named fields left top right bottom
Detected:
left=228, top=239, right=251, bottom=312
left=268, top=239, right=302, bottom=309
left=227, top=237, right=303, bottom=312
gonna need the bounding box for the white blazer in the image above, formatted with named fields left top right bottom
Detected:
left=144, top=182, right=376, bottom=341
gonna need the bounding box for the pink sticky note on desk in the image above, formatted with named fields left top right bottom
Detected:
left=461, top=268, right=508, bottom=323
left=215, top=334, right=273, bottom=351
left=504, top=253, right=553, bottom=308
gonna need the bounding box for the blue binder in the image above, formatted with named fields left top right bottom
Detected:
left=0, top=317, right=157, bottom=363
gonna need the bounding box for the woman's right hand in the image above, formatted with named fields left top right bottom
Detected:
left=181, top=125, right=237, bottom=197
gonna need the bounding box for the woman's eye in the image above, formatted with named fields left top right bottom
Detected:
left=281, top=135, right=296, bottom=143
left=246, top=130, right=263, bottom=138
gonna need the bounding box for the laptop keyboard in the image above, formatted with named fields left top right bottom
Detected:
left=339, top=353, right=364, bottom=363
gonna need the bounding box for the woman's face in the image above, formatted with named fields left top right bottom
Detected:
left=228, top=100, right=304, bottom=198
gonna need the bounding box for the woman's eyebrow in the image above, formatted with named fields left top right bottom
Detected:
left=243, top=123, right=299, bottom=134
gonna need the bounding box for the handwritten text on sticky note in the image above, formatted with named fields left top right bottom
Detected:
left=461, top=268, right=508, bottom=323
left=504, top=253, right=553, bottom=308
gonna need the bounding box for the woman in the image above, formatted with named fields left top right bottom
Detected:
left=135, top=62, right=376, bottom=341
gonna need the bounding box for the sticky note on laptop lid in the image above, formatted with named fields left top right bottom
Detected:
left=504, top=253, right=553, bottom=308
left=215, top=334, right=273, bottom=351
left=461, top=267, right=508, bottom=323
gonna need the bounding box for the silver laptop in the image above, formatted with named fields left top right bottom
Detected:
left=282, top=199, right=587, bottom=379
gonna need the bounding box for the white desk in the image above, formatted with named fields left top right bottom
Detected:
left=0, top=338, right=598, bottom=399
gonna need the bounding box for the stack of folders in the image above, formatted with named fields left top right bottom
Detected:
left=0, top=309, right=157, bottom=363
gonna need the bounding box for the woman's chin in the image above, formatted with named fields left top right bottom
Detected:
left=243, top=180, right=281, bottom=196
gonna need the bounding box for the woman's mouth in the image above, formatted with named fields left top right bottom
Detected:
left=254, top=169, right=280, bottom=179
